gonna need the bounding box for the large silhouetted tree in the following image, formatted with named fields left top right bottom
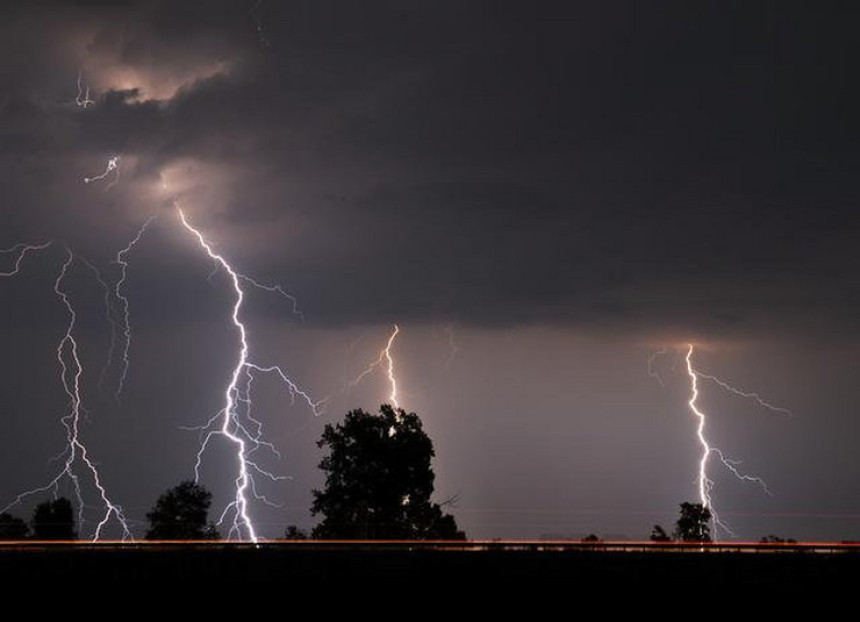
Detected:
left=311, top=404, right=465, bottom=540
left=31, top=498, right=77, bottom=540
left=0, top=512, right=30, bottom=540
left=674, top=502, right=712, bottom=542
left=145, top=481, right=220, bottom=540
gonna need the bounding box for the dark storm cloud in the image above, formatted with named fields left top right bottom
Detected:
left=5, top=0, right=860, bottom=546
left=2, top=1, right=859, bottom=338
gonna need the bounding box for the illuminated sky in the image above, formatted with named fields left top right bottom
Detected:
left=2, top=1, right=860, bottom=541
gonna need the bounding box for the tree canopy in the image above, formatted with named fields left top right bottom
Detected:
left=311, top=404, right=465, bottom=540
left=649, top=524, right=672, bottom=542
left=145, top=480, right=220, bottom=540
left=673, top=502, right=712, bottom=542
left=0, top=512, right=30, bottom=540
left=31, top=498, right=76, bottom=540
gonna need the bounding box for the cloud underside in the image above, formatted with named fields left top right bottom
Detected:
left=1, top=1, right=858, bottom=339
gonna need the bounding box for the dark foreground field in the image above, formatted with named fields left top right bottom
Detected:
left=2, top=541, right=859, bottom=588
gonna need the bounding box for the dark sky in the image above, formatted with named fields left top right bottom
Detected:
left=2, top=0, right=860, bottom=541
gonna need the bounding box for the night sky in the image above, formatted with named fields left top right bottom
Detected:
left=2, top=1, right=860, bottom=541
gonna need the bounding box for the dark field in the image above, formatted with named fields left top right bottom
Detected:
left=2, top=542, right=859, bottom=588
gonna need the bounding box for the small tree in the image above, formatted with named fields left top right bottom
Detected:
left=284, top=525, right=309, bottom=540
left=31, top=498, right=77, bottom=540
left=673, top=502, right=712, bottom=542
left=145, top=481, right=220, bottom=540
left=650, top=524, right=672, bottom=542
left=0, top=512, right=30, bottom=540
left=311, top=404, right=465, bottom=540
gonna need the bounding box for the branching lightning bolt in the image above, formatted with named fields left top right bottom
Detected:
left=250, top=0, right=271, bottom=48
left=1, top=242, right=53, bottom=276
left=443, top=324, right=458, bottom=371
left=349, top=324, right=401, bottom=410
left=84, top=156, right=120, bottom=189
left=1, top=247, right=132, bottom=541
left=684, top=344, right=782, bottom=539
left=75, top=71, right=95, bottom=108
left=112, top=215, right=157, bottom=399
left=178, top=206, right=323, bottom=542
left=78, top=256, right=122, bottom=397
left=647, top=347, right=668, bottom=387
left=696, top=370, right=793, bottom=417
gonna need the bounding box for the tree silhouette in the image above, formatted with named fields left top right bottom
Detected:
left=284, top=525, right=308, bottom=540
left=31, top=498, right=76, bottom=540
left=650, top=524, right=672, bottom=542
left=0, top=512, right=29, bottom=540
left=673, top=502, right=712, bottom=542
left=145, top=481, right=220, bottom=540
left=760, top=534, right=797, bottom=544
left=311, top=404, right=465, bottom=540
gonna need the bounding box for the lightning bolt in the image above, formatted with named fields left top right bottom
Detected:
left=84, top=156, right=120, bottom=189
left=647, top=347, right=668, bottom=387
left=695, top=370, right=793, bottom=417
left=443, top=324, right=458, bottom=371
left=77, top=256, right=122, bottom=397
left=1, top=242, right=53, bottom=276
left=349, top=324, right=401, bottom=410
left=178, top=206, right=323, bottom=542
left=112, top=215, right=158, bottom=399
left=75, top=71, right=95, bottom=108
left=250, top=0, right=271, bottom=48
left=684, top=344, right=780, bottom=539
left=1, top=247, right=132, bottom=541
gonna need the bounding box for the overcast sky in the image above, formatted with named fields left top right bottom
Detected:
left=2, top=1, right=859, bottom=541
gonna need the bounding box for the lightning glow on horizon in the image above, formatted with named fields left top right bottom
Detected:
left=684, top=344, right=779, bottom=538
left=1, top=247, right=132, bottom=541
left=178, top=206, right=324, bottom=542
left=349, top=324, right=401, bottom=410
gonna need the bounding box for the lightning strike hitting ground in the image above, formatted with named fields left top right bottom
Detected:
left=684, top=344, right=781, bottom=538
left=84, top=156, right=120, bottom=189
left=75, top=71, right=94, bottom=108
left=112, top=215, right=158, bottom=398
left=348, top=324, right=401, bottom=410
left=0, top=242, right=53, bottom=277
left=178, top=206, right=323, bottom=542
left=1, top=247, right=132, bottom=541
